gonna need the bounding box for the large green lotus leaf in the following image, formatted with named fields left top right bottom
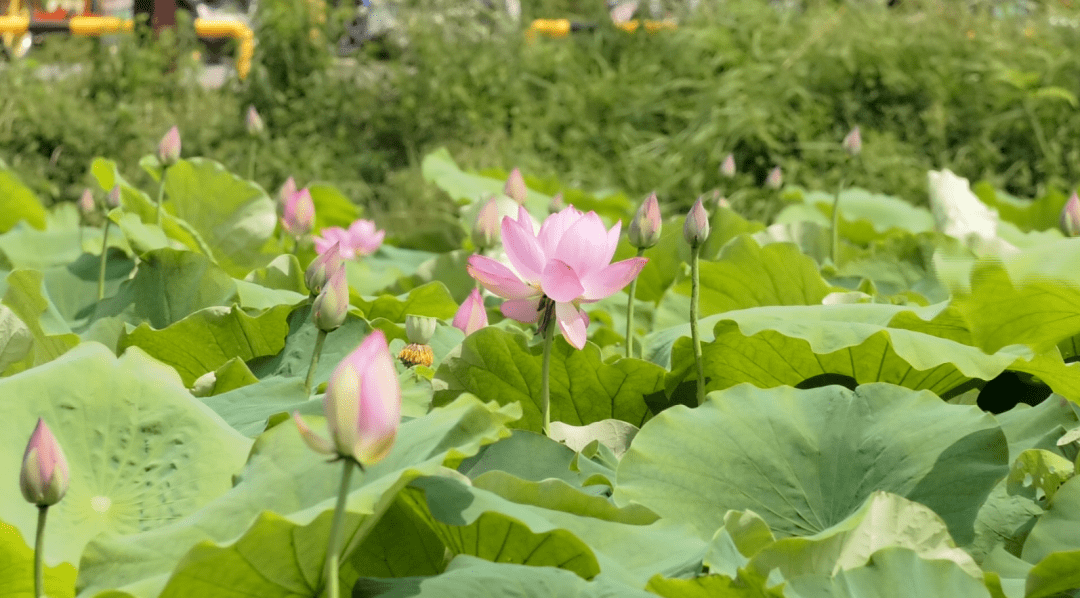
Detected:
left=671, top=236, right=834, bottom=317
left=345, top=246, right=442, bottom=296
left=785, top=547, right=992, bottom=598
left=354, top=281, right=459, bottom=322
left=40, top=253, right=136, bottom=329
left=1021, top=475, right=1080, bottom=563
left=2, top=270, right=80, bottom=368
left=645, top=570, right=786, bottom=598
left=243, top=253, right=308, bottom=294
left=163, top=158, right=277, bottom=277
left=0, top=159, right=47, bottom=233
left=0, top=343, right=251, bottom=566
left=831, top=232, right=945, bottom=302
left=749, top=492, right=981, bottom=579
left=354, top=554, right=657, bottom=598
left=232, top=278, right=308, bottom=311
left=93, top=248, right=238, bottom=330
left=665, top=303, right=1031, bottom=398
left=1006, top=449, right=1073, bottom=504
left=197, top=376, right=308, bottom=436
left=433, top=327, right=666, bottom=433
left=0, top=304, right=32, bottom=373
left=0, top=520, right=77, bottom=598
left=458, top=430, right=596, bottom=488
left=76, top=395, right=520, bottom=598
left=614, top=384, right=1008, bottom=545
left=972, top=182, right=1066, bottom=234
left=308, top=183, right=361, bottom=230
left=470, top=471, right=658, bottom=526
left=981, top=546, right=1033, bottom=598
left=780, top=187, right=936, bottom=243
left=117, top=303, right=291, bottom=387
left=403, top=474, right=706, bottom=587
left=388, top=249, right=478, bottom=304
left=997, top=397, right=1078, bottom=460
left=0, top=220, right=126, bottom=272
left=1024, top=549, right=1080, bottom=598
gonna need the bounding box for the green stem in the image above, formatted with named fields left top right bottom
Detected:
left=97, top=220, right=111, bottom=301
left=625, top=247, right=645, bottom=359
left=305, top=328, right=329, bottom=396
left=323, top=459, right=355, bottom=598
left=831, top=176, right=845, bottom=267
left=34, top=506, right=47, bottom=598
left=690, top=244, right=705, bottom=405
left=155, top=169, right=167, bottom=227
left=540, top=320, right=555, bottom=436
left=248, top=140, right=257, bottom=181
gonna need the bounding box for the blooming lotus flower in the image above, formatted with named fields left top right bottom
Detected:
left=1062, top=192, right=1080, bottom=237
left=246, top=105, right=264, bottom=136
left=281, top=188, right=315, bottom=239
left=467, top=206, right=648, bottom=350
left=306, top=242, right=343, bottom=296
left=927, top=169, right=1018, bottom=257
left=78, top=189, right=95, bottom=215
left=504, top=168, right=527, bottom=205
left=453, top=288, right=488, bottom=336
left=765, top=166, right=783, bottom=189
left=629, top=192, right=662, bottom=250
left=20, top=419, right=69, bottom=507
left=314, top=219, right=385, bottom=260
left=293, top=330, right=401, bottom=465
left=312, top=265, right=349, bottom=332
left=158, top=126, right=181, bottom=167
left=720, top=153, right=736, bottom=178
left=472, top=198, right=501, bottom=250
left=684, top=197, right=710, bottom=247
left=842, top=126, right=862, bottom=157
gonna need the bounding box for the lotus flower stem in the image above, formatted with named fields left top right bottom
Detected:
left=248, top=141, right=258, bottom=181
left=540, top=316, right=555, bottom=436
left=690, top=245, right=705, bottom=405
left=33, top=505, right=47, bottom=598
left=155, top=173, right=166, bottom=227
left=324, top=458, right=355, bottom=598
left=97, top=220, right=111, bottom=300
left=305, top=329, right=329, bottom=396
left=830, top=176, right=845, bottom=268
left=625, top=247, right=645, bottom=358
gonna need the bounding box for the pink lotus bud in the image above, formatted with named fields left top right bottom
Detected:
left=20, top=419, right=69, bottom=507
left=107, top=185, right=121, bottom=209
left=504, top=167, right=527, bottom=205
left=720, top=153, right=736, bottom=178
left=312, top=263, right=349, bottom=332
left=765, top=166, right=783, bottom=190
left=683, top=196, right=710, bottom=247
left=306, top=242, right=343, bottom=296
left=628, top=192, right=662, bottom=249
left=292, top=330, right=401, bottom=464
left=78, top=189, right=96, bottom=215
left=246, top=105, right=264, bottom=136
left=1062, top=192, right=1080, bottom=237
left=453, top=288, right=488, bottom=336
left=281, top=188, right=315, bottom=238
left=842, top=126, right=862, bottom=157
left=548, top=193, right=566, bottom=214
left=716, top=195, right=731, bottom=210
left=158, top=126, right=181, bottom=167
left=472, top=198, right=501, bottom=250
left=278, top=177, right=298, bottom=214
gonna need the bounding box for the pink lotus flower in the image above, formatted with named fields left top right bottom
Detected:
left=628, top=192, right=661, bottom=250
left=281, top=188, right=315, bottom=239
left=843, top=126, right=862, bottom=157
left=312, top=265, right=349, bottom=332
left=504, top=168, right=527, bottom=205
left=453, top=288, right=488, bottom=336
left=467, top=206, right=648, bottom=350
left=246, top=105, right=265, bottom=136
left=20, top=419, right=69, bottom=507
left=1063, top=192, right=1080, bottom=237
left=278, top=177, right=298, bottom=213
left=107, top=185, right=121, bottom=209
left=293, top=330, right=401, bottom=465
left=472, top=198, right=501, bottom=250
left=314, top=220, right=385, bottom=260
left=720, top=153, right=736, bottom=178
left=306, top=242, right=344, bottom=296
left=158, top=126, right=181, bottom=166
left=78, top=189, right=96, bottom=215
left=765, top=166, right=783, bottom=190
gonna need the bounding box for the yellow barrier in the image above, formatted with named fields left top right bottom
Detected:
left=527, top=17, right=678, bottom=40
left=0, top=16, right=29, bottom=34
left=194, top=18, right=254, bottom=80
left=69, top=16, right=133, bottom=35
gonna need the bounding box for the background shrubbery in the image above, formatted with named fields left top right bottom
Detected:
left=2, top=0, right=1080, bottom=239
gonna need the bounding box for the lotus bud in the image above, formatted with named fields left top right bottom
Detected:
left=78, top=189, right=96, bottom=216
left=765, top=166, right=783, bottom=190
left=716, top=195, right=731, bottom=210
left=683, top=196, right=710, bottom=247
left=20, top=419, right=69, bottom=507
left=158, top=126, right=181, bottom=167
left=548, top=193, right=566, bottom=214
left=842, top=126, right=862, bottom=157
left=1062, top=192, right=1080, bottom=237
left=246, top=105, right=265, bottom=136
left=107, top=185, right=122, bottom=209
left=281, top=188, right=315, bottom=238
left=306, top=243, right=343, bottom=296
left=453, top=288, right=488, bottom=336
left=720, top=153, right=736, bottom=178
left=504, top=167, right=527, bottom=205
left=293, top=330, right=402, bottom=464
left=312, top=265, right=349, bottom=332
left=278, top=177, right=298, bottom=215
left=471, top=198, right=501, bottom=250
left=628, top=192, right=662, bottom=250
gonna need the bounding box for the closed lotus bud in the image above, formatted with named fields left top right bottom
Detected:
left=548, top=193, right=566, bottom=214
left=765, top=166, right=783, bottom=190
left=842, top=126, right=862, bottom=157
left=720, top=153, right=736, bottom=178
left=20, top=419, right=69, bottom=507
left=282, top=188, right=315, bottom=238
left=471, top=198, right=501, bottom=250
left=107, top=185, right=122, bottom=209
left=78, top=189, right=95, bottom=216
left=683, top=196, right=710, bottom=247
left=1062, top=192, right=1080, bottom=237
left=306, top=243, right=343, bottom=296
left=453, top=288, right=488, bottom=336
left=405, top=315, right=437, bottom=345
left=504, top=167, right=527, bottom=205
left=158, top=126, right=181, bottom=167
left=246, top=105, right=265, bottom=136
left=312, top=265, right=349, bottom=332
left=628, top=192, right=662, bottom=249
left=278, top=177, right=298, bottom=216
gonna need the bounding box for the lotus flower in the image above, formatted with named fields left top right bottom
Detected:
left=765, top=166, right=783, bottom=189
left=504, top=168, right=527, bottom=205
left=720, top=153, right=736, bottom=178
left=108, top=185, right=121, bottom=209
left=314, top=220, right=385, bottom=260
left=312, top=265, right=349, bottom=332
left=927, top=169, right=1018, bottom=256
left=293, top=330, right=401, bottom=465
left=281, top=188, right=315, bottom=239
left=843, top=126, right=862, bottom=157
left=453, top=288, right=488, bottom=336
left=467, top=206, right=648, bottom=349
left=279, top=177, right=298, bottom=213
left=472, top=198, right=501, bottom=250
left=683, top=197, right=710, bottom=247
left=20, top=419, right=69, bottom=507
left=1062, top=192, right=1080, bottom=237
left=306, top=242, right=343, bottom=296
left=629, top=192, right=662, bottom=249
left=158, top=126, right=181, bottom=166
left=78, top=189, right=96, bottom=215
left=548, top=193, right=566, bottom=214
left=246, top=105, right=264, bottom=136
